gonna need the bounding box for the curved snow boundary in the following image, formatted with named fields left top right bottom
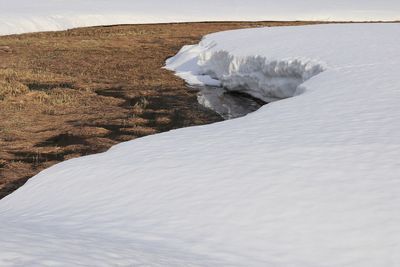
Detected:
left=167, top=45, right=326, bottom=101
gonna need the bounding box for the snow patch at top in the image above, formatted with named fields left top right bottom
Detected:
left=1, top=0, right=400, bottom=35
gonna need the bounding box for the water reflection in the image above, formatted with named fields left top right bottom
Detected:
left=191, top=86, right=265, bottom=120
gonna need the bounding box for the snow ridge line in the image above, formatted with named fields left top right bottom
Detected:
left=198, top=50, right=326, bottom=102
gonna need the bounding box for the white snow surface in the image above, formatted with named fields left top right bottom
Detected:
left=1, top=23, right=400, bottom=266
left=1, top=0, right=400, bottom=35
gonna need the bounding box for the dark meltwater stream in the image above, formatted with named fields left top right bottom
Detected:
left=190, top=86, right=266, bottom=120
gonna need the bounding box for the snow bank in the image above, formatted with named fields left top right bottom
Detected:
left=167, top=49, right=326, bottom=101
left=166, top=23, right=400, bottom=101
left=1, top=23, right=400, bottom=266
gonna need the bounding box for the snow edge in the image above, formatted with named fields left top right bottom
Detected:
left=166, top=38, right=326, bottom=102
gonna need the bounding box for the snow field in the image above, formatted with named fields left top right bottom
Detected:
left=1, top=23, right=400, bottom=266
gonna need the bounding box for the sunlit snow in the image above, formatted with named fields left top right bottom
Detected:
left=1, top=23, right=400, bottom=266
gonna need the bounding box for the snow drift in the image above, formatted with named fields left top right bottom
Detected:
left=167, top=49, right=326, bottom=101
left=1, top=23, right=400, bottom=266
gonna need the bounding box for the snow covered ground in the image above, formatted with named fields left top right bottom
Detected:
left=0, top=23, right=399, bottom=266
left=1, top=0, right=400, bottom=35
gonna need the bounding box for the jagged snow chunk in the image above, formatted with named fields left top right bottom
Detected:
left=166, top=30, right=328, bottom=101
left=200, top=52, right=325, bottom=100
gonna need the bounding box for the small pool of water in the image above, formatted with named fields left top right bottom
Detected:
left=190, top=86, right=266, bottom=120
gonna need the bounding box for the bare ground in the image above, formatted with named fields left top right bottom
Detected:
left=0, top=21, right=319, bottom=199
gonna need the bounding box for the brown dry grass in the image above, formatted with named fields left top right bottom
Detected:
left=0, top=21, right=319, bottom=198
